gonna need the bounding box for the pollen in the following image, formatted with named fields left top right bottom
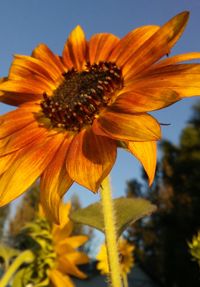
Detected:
left=40, top=61, right=123, bottom=131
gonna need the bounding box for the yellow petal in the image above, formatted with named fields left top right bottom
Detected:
left=127, top=141, right=157, bottom=185
left=61, top=235, right=88, bottom=249
left=62, top=26, right=87, bottom=70
left=40, top=136, right=74, bottom=224
left=97, top=109, right=161, bottom=141
left=89, top=33, right=119, bottom=64
left=57, top=256, right=87, bottom=279
left=49, top=269, right=74, bottom=287
left=66, top=128, right=117, bottom=192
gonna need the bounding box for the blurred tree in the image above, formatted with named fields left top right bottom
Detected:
left=8, top=184, right=40, bottom=245
left=0, top=205, right=10, bottom=239
left=126, top=102, right=200, bottom=287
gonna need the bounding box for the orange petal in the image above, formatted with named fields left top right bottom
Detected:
left=134, top=63, right=200, bottom=97
left=40, top=135, right=74, bottom=224
left=150, top=52, right=200, bottom=69
left=97, top=109, right=161, bottom=141
left=112, top=88, right=180, bottom=113
left=0, top=133, right=64, bottom=207
left=0, top=122, right=49, bottom=156
left=0, top=150, right=21, bottom=175
left=0, top=104, right=40, bottom=138
left=62, top=26, right=87, bottom=70
left=32, top=43, right=64, bottom=75
left=0, top=79, right=51, bottom=95
left=0, top=91, right=42, bottom=106
left=66, top=128, right=117, bottom=192
left=13, top=54, right=62, bottom=82
left=127, top=141, right=157, bottom=185
left=124, top=11, right=189, bottom=80
left=9, top=63, right=55, bottom=89
left=89, top=33, right=119, bottom=64
left=109, top=25, right=159, bottom=66
left=49, top=269, right=74, bottom=287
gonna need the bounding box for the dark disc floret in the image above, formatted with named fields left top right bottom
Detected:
left=40, top=61, right=123, bottom=131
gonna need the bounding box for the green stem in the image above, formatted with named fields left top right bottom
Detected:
left=100, top=176, right=122, bottom=287
left=0, top=250, right=34, bottom=287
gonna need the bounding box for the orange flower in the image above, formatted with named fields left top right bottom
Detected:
left=0, top=11, right=200, bottom=222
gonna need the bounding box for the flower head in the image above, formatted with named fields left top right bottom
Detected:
left=23, top=202, right=89, bottom=287
left=1, top=11, right=200, bottom=222
left=188, top=231, right=200, bottom=267
left=96, top=239, right=135, bottom=276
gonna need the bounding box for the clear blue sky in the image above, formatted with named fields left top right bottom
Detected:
left=0, top=0, right=200, bottom=210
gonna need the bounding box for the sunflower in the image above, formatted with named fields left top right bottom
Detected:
left=0, top=11, right=200, bottom=223
left=24, top=202, right=89, bottom=287
left=188, top=231, right=200, bottom=267
left=96, top=239, right=135, bottom=276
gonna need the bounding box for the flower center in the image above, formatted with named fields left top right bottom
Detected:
left=40, top=61, right=123, bottom=131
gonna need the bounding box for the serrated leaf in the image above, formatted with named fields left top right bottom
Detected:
left=70, top=197, right=157, bottom=236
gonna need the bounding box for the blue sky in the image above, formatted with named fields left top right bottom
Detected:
left=0, top=0, right=200, bottom=211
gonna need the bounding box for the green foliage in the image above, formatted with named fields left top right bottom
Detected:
left=70, top=197, right=156, bottom=237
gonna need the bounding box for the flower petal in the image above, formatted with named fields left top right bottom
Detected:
left=9, top=63, right=55, bottom=89
left=0, top=121, right=50, bottom=156
left=0, top=133, right=64, bottom=207
left=97, top=109, right=161, bottom=141
left=49, top=269, right=74, bottom=287
left=0, top=104, right=40, bottom=139
left=0, top=78, right=51, bottom=95
left=150, top=52, right=200, bottom=69
left=127, top=141, right=157, bottom=185
left=13, top=54, right=62, bottom=82
left=62, top=26, right=87, bottom=70
left=124, top=11, right=189, bottom=80
left=89, top=33, right=119, bottom=64
left=58, top=256, right=87, bottom=279
left=40, top=136, right=74, bottom=224
left=66, top=128, right=117, bottom=192
left=32, top=43, right=64, bottom=75
left=134, top=63, right=200, bottom=97
left=112, top=88, right=180, bottom=113
left=60, top=235, right=88, bottom=249
left=109, top=25, right=159, bottom=66
left=0, top=150, right=21, bottom=175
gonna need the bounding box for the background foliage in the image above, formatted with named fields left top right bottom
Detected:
left=126, top=102, right=200, bottom=287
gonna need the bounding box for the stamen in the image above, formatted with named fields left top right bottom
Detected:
left=41, top=61, right=123, bottom=131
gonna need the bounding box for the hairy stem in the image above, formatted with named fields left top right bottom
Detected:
left=100, top=176, right=122, bottom=287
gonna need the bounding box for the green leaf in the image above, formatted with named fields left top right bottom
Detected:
left=70, top=197, right=157, bottom=236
